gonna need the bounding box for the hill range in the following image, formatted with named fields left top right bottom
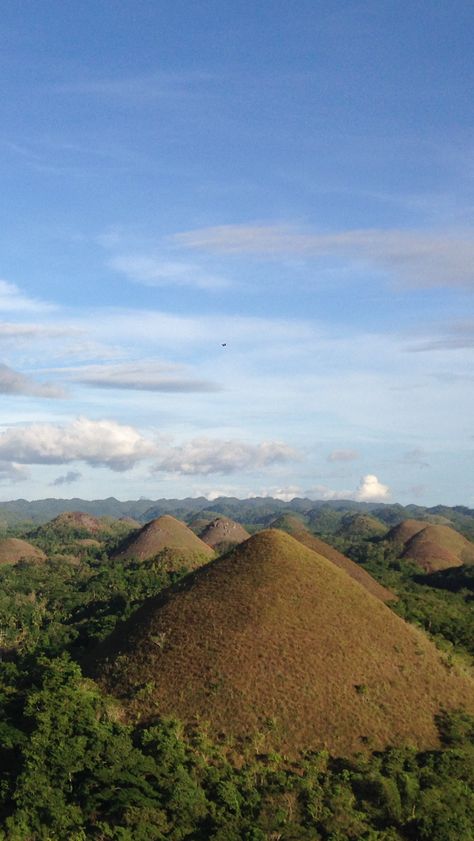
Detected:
left=86, top=529, right=474, bottom=757
left=2, top=496, right=474, bottom=539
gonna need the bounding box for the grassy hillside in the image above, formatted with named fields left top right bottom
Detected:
left=87, top=530, right=474, bottom=757
left=112, top=514, right=214, bottom=570
left=270, top=514, right=395, bottom=602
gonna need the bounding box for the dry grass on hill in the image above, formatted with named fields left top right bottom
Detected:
left=388, top=520, right=474, bottom=572
left=199, top=516, right=250, bottom=552
left=386, top=519, right=429, bottom=546
left=0, top=538, right=46, bottom=565
left=270, top=514, right=395, bottom=602
left=111, top=514, right=214, bottom=569
left=336, top=513, right=388, bottom=539
left=47, top=511, right=105, bottom=534
left=86, top=529, right=474, bottom=758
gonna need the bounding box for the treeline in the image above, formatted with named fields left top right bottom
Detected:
left=0, top=655, right=473, bottom=840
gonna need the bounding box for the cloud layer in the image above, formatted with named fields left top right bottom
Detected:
left=0, top=364, right=65, bottom=399
left=177, top=224, right=474, bottom=288
left=72, top=362, right=221, bottom=393
left=153, top=437, right=299, bottom=475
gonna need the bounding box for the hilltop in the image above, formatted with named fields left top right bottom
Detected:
left=86, top=530, right=474, bottom=757
left=111, top=514, right=214, bottom=569
left=336, top=512, right=388, bottom=539
left=387, top=520, right=474, bottom=572
left=199, top=516, right=250, bottom=552
left=270, top=514, right=395, bottom=602
left=0, top=538, right=46, bottom=565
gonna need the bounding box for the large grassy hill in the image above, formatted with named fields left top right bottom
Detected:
left=86, top=529, right=474, bottom=757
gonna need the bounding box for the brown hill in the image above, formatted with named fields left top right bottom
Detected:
left=86, top=530, right=474, bottom=757
left=199, top=516, right=251, bottom=552
left=386, top=519, right=428, bottom=546
left=387, top=520, right=474, bottom=572
left=0, top=538, right=46, bottom=565
left=402, top=524, right=474, bottom=573
left=47, top=511, right=105, bottom=534
left=270, top=514, right=395, bottom=602
left=111, top=514, right=214, bottom=569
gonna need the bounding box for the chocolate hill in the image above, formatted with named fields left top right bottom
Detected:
left=270, top=514, right=395, bottom=602
left=86, top=530, right=474, bottom=757
left=199, top=516, right=251, bottom=552
left=387, top=520, right=474, bottom=572
left=45, top=511, right=105, bottom=534
left=111, top=514, right=214, bottom=569
left=336, top=513, right=388, bottom=539
left=0, top=538, right=46, bottom=565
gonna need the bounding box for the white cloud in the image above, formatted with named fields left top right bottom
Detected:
left=152, top=437, right=299, bottom=475
left=354, top=474, right=390, bottom=502
left=70, top=361, right=221, bottom=393
left=0, top=279, right=54, bottom=312
left=0, top=418, right=155, bottom=471
left=259, top=485, right=303, bottom=501
left=0, top=364, right=66, bottom=399
left=327, top=448, right=358, bottom=462
left=109, top=255, right=229, bottom=289
left=176, top=224, right=474, bottom=288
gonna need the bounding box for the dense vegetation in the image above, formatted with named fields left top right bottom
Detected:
left=0, top=514, right=473, bottom=838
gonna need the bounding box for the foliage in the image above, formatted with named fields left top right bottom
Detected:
left=0, top=518, right=472, bottom=838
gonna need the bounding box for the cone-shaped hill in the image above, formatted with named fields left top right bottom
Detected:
left=270, top=514, right=395, bottom=602
left=336, top=513, right=388, bottom=540
left=86, top=530, right=474, bottom=757
left=387, top=520, right=474, bottom=572
left=44, top=511, right=105, bottom=535
left=111, top=515, right=214, bottom=569
left=199, top=516, right=251, bottom=552
left=0, top=538, right=46, bottom=565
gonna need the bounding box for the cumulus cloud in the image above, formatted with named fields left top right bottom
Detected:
left=71, top=361, right=221, bottom=393
left=109, top=255, right=229, bottom=289
left=327, top=448, right=358, bottom=463
left=354, top=474, right=390, bottom=502
left=152, top=437, right=299, bottom=475
left=0, top=363, right=66, bottom=398
left=0, top=417, right=155, bottom=471
left=176, top=224, right=474, bottom=288
left=50, top=470, right=82, bottom=487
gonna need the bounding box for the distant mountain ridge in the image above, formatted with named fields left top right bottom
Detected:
left=1, top=496, right=474, bottom=538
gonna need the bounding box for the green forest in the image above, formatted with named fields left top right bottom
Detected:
left=0, top=513, right=473, bottom=839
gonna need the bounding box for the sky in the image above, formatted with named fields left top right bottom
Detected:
left=1, top=0, right=473, bottom=506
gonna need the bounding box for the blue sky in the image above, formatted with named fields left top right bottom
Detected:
left=1, top=0, right=474, bottom=505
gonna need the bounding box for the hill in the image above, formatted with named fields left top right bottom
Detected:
left=387, top=520, right=474, bottom=572
left=199, top=516, right=251, bottom=552
left=270, top=514, right=395, bottom=602
left=336, top=512, right=388, bottom=539
left=0, top=538, right=46, bottom=565
left=111, top=515, right=214, bottom=569
left=86, top=530, right=474, bottom=757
